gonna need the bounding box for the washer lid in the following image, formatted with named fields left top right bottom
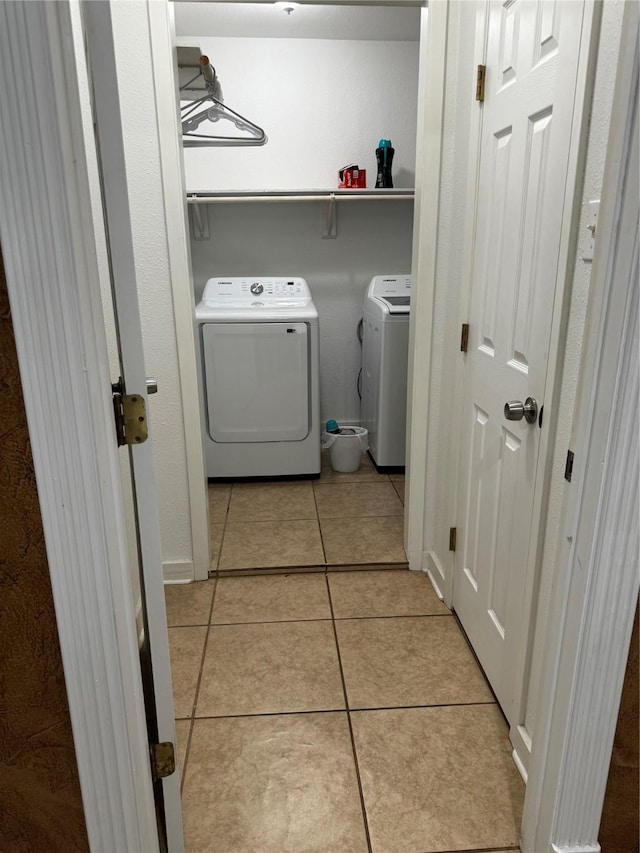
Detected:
left=365, top=274, right=412, bottom=314
left=379, top=295, right=410, bottom=310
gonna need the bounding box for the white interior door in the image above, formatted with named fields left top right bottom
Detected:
left=83, top=2, right=183, bottom=850
left=454, top=0, right=587, bottom=723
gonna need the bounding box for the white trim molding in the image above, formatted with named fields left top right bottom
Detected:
left=522, top=4, right=639, bottom=849
left=0, top=2, right=159, bottom=850
left=551, top=845, right=601, bottom=853
left=551, top=846, right=601, bottom=853
left=424, top=551, right=447, bottom=602
left=163, top=560, right=196, bottom=583
left=147, top=0, right=210, bottom=583
left=406, top=0, right=448, bottom=570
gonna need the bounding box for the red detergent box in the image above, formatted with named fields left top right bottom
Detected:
left=344, top=167, right=367, bottom=188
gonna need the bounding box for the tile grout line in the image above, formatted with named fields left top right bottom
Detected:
left=312, top=478, right=402, bottom=568
left=451, top=610, right=501, bottom=709
left=317, top=513, right=405, bottom=521
left=218, top=485, right=232, bottom=573
left=186, top=700, right=498, bottom=722
left=216, top=483, right=404, bottom=526
left=210, top=483, right=231, bottom=574
left=210, top=476, right=405, bottom=570
left=174, top=565, right=505, bottom=846
left=180, top=573, right=219, bottom=792
left=169, top=612, right=455, bottom=630
left=216, top=562, right=409, bottom=577
left=324, top=573, right=374, bottom=853
left=391, top=479, right=404, bottom=505
left=418, top=848, right=520, bottom=853
left=218, top=512, right=405, bottom=524
left=218, top=486, right=228, bottom=575
left=313, top=479, right=395, bottom=488
left=311, top=475, right=329, bottom=569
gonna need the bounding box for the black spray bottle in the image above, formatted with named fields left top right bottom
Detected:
left=375, top=138, right=395, bottom=188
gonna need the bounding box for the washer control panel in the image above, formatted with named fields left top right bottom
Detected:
left=202, top=277, right=310, bottom=305
left=368, top=274, right=412, bottom=314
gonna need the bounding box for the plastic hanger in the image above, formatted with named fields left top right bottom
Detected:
left=180, top=56, right=267, bottom=148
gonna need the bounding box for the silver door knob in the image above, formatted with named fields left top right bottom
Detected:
left=146, top=377, right=158, bottom=395
left=504, top=397, right=538, bottom=424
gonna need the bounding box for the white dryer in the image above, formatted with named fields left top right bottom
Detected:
left=195, top=277, right=321, bottom=479
left=361, top=274, right=411, bottom=468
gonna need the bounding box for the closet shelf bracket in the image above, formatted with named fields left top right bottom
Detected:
left=190, top=204, right=209, bottom=241
left=322, top=194, right=337, bottom=239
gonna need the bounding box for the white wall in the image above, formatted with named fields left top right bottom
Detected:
left=182, top=23, right=420, bottom=425
left=189, top=199, right=414, bottom=423
left=111, top=1, right=194, bottom=577
left=180, top=36, right=419, bottom=191
left=174, top=4, right=421, bottom=42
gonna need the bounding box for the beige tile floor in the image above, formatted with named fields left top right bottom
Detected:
left=165, top=569, right=524, bottom=853
left=208, top=453, right=407, bottom=573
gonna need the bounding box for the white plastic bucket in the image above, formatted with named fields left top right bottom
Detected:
left=323, top=427, right=369, bottom=473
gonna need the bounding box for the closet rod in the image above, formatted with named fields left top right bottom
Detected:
left=187, top=192, right=414, bottom=204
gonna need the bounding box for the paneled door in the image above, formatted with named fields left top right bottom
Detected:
left=83, top=2, right=183, bottom=849
left=454, top=0, right=587, bottom=726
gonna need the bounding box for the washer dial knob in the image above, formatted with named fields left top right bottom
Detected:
left=250, top=282, right=264, bottom=295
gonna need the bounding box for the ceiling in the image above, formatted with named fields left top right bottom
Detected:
left=173, top=3, right=422, bottom=41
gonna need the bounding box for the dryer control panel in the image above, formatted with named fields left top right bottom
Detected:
left=202, top=277, right=310, bottom=305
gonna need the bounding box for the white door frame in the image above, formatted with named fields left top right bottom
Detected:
left=83, top=0, right=184, bottom=846
left=405, top=0, right=448, bottom=569
left=522, top=4, right=639, bottom=848
left=0, top=0, right=636, bottom=849
left=0, top=1, right=160, bottom=849
left=147, top=0, right=210, bottom=583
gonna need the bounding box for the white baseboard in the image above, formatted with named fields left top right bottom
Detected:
left=425, top=551, right=447, bottom=601
left=512, top=747, right=529, bottom=785
left=551, top=845, right=600, bottom=853
left=163, top=560, right=195, bottom=583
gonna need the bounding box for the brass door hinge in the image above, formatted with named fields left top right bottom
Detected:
left=460, top=323, right=470, bottom=353
left=112, top=379, right=148, bottom=447
left=476, top=65, right=486, bottom=102
left=449, top=527, right=457, bottom=552
left=150, top=741, right=176, bottom=781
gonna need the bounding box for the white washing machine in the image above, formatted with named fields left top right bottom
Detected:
left=361, top=274, right=411, bottom=468
left=195, top=277, right=321, bottom=479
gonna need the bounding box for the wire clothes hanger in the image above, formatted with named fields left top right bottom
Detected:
left=181, top=56, right=267, bottom=148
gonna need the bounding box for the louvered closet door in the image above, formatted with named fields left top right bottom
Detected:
left=454, top=0, right=586, bottom=721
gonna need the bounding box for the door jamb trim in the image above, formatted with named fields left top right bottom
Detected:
left=406, top=0, right=449, bottom=569
left=0, top=2, right=159, bottom=849
left=522, top=6, right=639, bottom=847
left=146, top=0, right=210, bottom=583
